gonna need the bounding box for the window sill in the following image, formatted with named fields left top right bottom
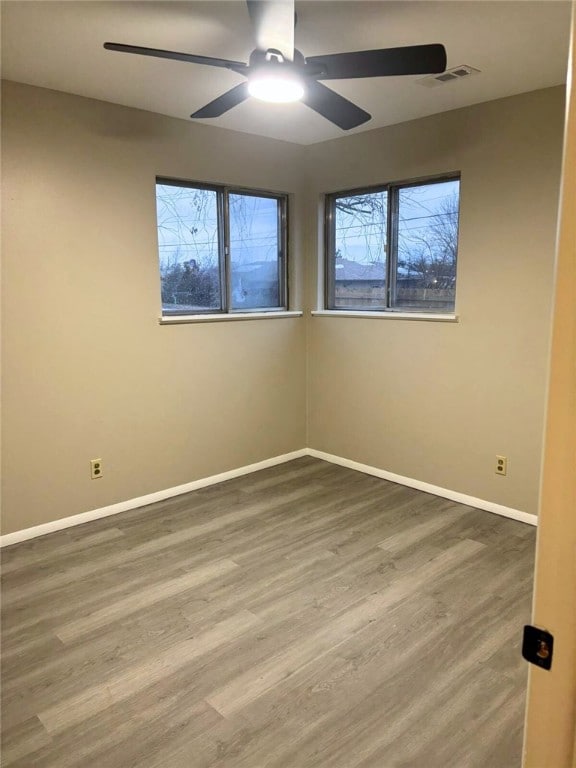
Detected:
left=159, top=311, right=303, bottom=325
left=311, top=310, right=458, bottom=322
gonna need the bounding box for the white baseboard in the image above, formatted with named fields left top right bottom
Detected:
left=0, top=449, right=308, bottom=547
left=306, top=449, right=538, bottom=527
left=1, top=446, right=536, bottom=547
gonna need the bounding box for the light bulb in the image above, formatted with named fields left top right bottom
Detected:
left=248, top=74, right=304, bottom=103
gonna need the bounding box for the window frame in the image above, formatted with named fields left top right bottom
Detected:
left=156, top=177, right=289, bottom=317
left=324, top=172, right=461, bottom=314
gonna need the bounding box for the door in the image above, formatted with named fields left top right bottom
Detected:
left=522, top=5, right=576, bottom=766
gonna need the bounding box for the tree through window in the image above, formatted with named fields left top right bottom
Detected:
left=156, top=179, right=288, bottom=316
left=326, top=176, right=460, bottom=313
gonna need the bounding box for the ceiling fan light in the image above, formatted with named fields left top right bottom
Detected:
left=248, top=74, right=304, bottom=103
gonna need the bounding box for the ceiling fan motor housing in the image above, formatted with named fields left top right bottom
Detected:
left=248, top=48, right=306, bottom=71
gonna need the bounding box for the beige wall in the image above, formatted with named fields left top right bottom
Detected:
left=1, top=82, right=307, bottom=534
left=304, top=87, right=565, bottom=515
left=1, top=82, right=566, bottom=535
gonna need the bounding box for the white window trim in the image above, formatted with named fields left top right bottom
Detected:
left=311, top=310, right=458, bottom=322
left=159, top=311, right=303, bottom=325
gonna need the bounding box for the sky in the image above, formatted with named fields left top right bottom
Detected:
left=334, top=178, right=460, bottom=273
left=156, top=184, right=280, bottom=271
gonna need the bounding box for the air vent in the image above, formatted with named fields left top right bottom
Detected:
left=417, top=65, right=481, bottom=88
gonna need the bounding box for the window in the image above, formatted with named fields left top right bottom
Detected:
left=325, top=175, right=460, bottom=313
left=156, top=179, right=288, bottom=316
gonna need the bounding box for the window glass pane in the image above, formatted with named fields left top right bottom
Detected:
left=156, top=184, right=222, bottom=314
left=331, top=191, right=387, bottom=309
left=393, top=179, right=460, bottom=312
left=229, top=193, right=282, bottom=310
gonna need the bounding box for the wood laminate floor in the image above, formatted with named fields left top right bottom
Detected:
left=1, top=457, right=536, bottom=767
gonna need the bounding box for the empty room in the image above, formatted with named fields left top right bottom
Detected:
left=1, top=1, right=575, bottom=766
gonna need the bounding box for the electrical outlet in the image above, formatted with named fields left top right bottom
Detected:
left=495, top=455, right=507, bottom=476
left=91, top=458, right=103, bottom=480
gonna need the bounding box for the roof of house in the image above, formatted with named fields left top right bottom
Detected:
left=335, top=259, right=385, bottom=281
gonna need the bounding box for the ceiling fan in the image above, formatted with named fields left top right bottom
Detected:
left=104, top=0, right=447, bottom=131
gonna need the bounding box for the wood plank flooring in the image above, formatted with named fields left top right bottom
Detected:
left=1, top=457, right=536, bottom=767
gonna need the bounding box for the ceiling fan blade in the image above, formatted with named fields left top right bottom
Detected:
left=302, top=80, right=371, bottom=131
left=246, top=0, right=295, bottom=60
left=191, top=83, right=250, bottom=119
left=307, top=44, right=447, bottom=80
left=104, top=42, right=247, bottom=72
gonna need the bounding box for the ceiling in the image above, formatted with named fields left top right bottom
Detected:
left=1, top=0, right=571, bottom=145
